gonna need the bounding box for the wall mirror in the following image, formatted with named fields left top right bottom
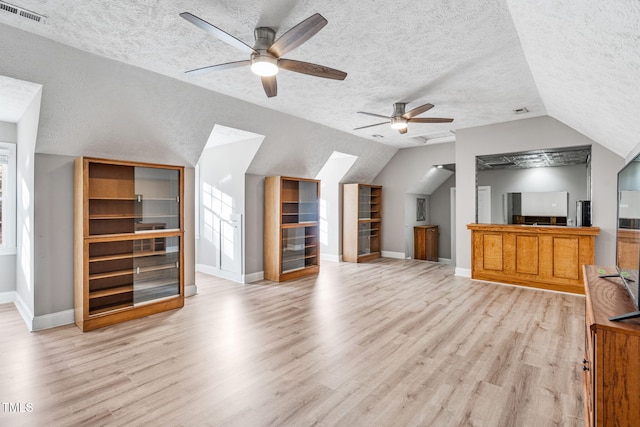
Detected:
left=475, top=145, right=591, bottom=224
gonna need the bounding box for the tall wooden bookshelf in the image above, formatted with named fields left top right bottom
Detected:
left=74, top=157, right=184, bottom=331
left=343, top=184, right=382, bottom=262
left=264, top=176, right=320, bottom=282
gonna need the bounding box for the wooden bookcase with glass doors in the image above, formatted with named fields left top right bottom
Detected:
left=74, top=157, right=184, bottom=331
left=343, top=183, right=382, bottom=262
left=264, top=176, right=320, bottom=282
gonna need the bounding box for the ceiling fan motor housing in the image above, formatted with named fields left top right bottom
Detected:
left=393, top=102, right=408, bottom=117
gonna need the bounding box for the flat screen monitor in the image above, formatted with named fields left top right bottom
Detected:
left=610, top=155, right=640, bottom=321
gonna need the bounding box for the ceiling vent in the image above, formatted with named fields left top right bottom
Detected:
left=513, top=107, right=529, bottom=115
left=0, top=1, right=45, bottom=23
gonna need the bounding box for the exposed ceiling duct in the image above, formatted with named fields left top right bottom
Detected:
left=476, top=146, right=591, bottom=170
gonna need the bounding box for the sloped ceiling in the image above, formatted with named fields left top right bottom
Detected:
left=0, top=75, right=41, bottom=122
left=0, top=0, right=638, bottom=158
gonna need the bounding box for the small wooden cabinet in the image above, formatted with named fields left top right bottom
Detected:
left=343, top=184, right=382, bottom=263
left=74, top=157, right=184, bottom=331
left=583, top=265, right=640, bottom=427
left=414, top=225, right=438, bottom=261
left=264, top=176, right=320, bottom=282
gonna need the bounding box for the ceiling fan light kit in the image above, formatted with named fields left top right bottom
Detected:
left=250, top=54, right=278, bottom=76
left=390, top=117, right=408, bottom=130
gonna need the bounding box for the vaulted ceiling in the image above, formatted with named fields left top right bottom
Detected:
left=0, top=0, right=639, bottom=157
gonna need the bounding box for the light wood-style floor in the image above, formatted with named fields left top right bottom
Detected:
left=1, top=259, right=585, bottom=426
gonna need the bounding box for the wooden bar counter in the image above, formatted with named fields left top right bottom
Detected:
left=467, top=223, right=600, bottom=294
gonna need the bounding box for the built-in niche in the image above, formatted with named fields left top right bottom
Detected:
left=475, top=146, right=591, bottom=225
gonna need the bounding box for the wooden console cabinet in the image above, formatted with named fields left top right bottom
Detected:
left=583, top=265, right=640, bottom=427
left=414, top=225, right=438, bottom=261
left=74, top=157, right=184, bottom=331
left=467, top=224, right=599, bottom=294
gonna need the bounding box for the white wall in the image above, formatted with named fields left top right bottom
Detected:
left=455, top=116, right=623, bottom=275
left=0, top=121, right=16, bottom=295
left=14, top=87, right=41, bottom=327
left=196, top=137, right=262, bottom=277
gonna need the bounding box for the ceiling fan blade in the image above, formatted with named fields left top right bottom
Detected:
left=407, top=117, right=454, bottom=123
left=402, top=103, right=434, bottom=119
left=261, top=75, right=277, bottom=98
left=357, top=111, right=391, bottom=120
left=279, top=59, right=347, bottom=80
left=268, top=13, right=328, bottom=58
left=353, top=122, right=389, bottom=130
left=180, top=12, right=257, bottom=55
left=185, top=60, right=251, bottom=76
left=398, top=127, right=408, bottom=134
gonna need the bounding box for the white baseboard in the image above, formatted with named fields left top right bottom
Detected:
left=11, top=292, right=75, bottom=331
left=0, top=291, right=16, bottom=304
left=320, top=253, right=341, bottom=263
left=243, top=271, right=264, bottom=283
left=32, top=309, right=75, bottom=331
left=381, top=251, right=406, bottom=259
left=185, top=284, right=198, bottom=297
left=455, top=267, right=472, bottom=277
left=13, top=292, right=34, bottom=331
left=438, top=258, right=453, bottom=265
left=197, top=263, right=265, bottom=284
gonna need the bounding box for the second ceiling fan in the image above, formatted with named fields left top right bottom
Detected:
left=355, top=102, right=454, bottom=134
left=180, top=12, right=347, bottom=97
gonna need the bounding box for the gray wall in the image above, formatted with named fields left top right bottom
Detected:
left=405, top=193, right=430, bottom=259
left=245, top=174, right=264, bottom=276
left=478, top=164, right=589, bottom=224
left=33, top=153, right=196, bottom=317
left=455, top=116, right=623, bottom=273
left=374, top=143, right=456, bottom=256
left=33, top=154, right=74, bottom=315
left=430, top=174, right=455, bottom=260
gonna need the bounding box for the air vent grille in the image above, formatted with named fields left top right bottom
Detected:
left=0, top=1, right=45, bottom=23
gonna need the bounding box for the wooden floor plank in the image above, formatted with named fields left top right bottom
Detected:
left=0, top=258, right=585, bottom=426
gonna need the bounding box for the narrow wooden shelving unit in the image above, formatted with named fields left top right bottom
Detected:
left=343, top=184, right=382, bottom=263
left=74, top=157, right=184, bottom=331
left=264, top=176, right=320, bottom=282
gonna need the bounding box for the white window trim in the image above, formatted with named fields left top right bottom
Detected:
left=0, top=141, right=16, bottom=255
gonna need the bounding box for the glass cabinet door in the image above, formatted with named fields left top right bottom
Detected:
left=359, top=186, right=372, bottom=219
left=134, top=166, right=180, bottom=232
left=298, top=180, right=319, bottom=223
left=282, top=227, right=306, bottom=273
left=133, top=235, right=180, bottom=304
left=358, top=223, right=372, bottom=256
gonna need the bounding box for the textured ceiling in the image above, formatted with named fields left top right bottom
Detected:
left=0, top=0, right=637, bottom=156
